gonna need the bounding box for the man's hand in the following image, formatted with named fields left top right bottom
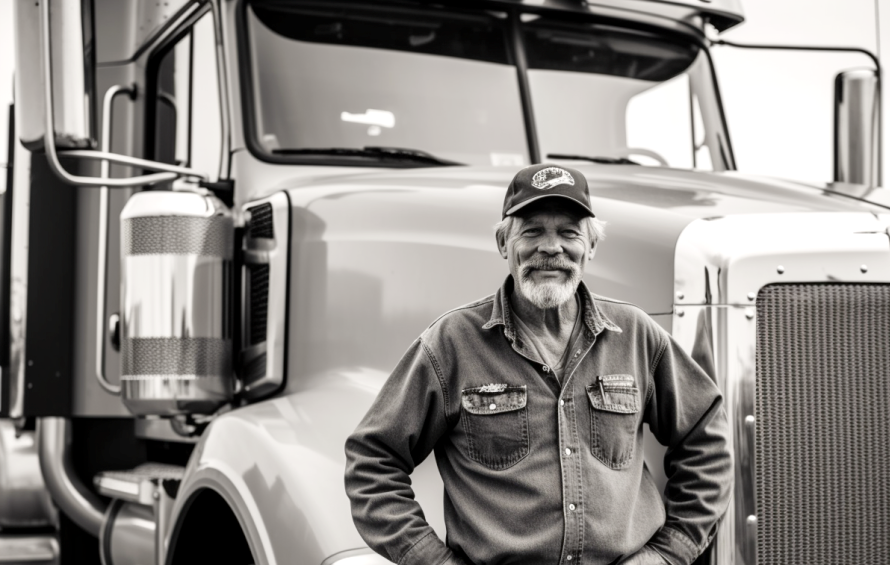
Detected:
left=618, top=545, right=670, bottom=565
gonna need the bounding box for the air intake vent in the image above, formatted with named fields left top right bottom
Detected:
left=239, top=193, right=289, bottom=400
left=248, top=203, right=274, bottom=239
left=756, top=283, right=890, bottom=564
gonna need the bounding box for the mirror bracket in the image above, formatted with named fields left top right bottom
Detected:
left=37, top=0, right=208, bottom=188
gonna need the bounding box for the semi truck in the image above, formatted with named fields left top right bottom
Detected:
left=0, top=0, right=888, bottom=564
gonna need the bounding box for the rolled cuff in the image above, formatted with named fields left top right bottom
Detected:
left=647, top=526, right=701, bottom=565
left=398, top=531, right=454, bottom=565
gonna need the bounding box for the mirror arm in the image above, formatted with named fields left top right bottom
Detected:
left=713, top=39, right=881, bottom=78
left=39, top=0, right=205, bottom=187
left=61, top=150, right=208, bottom=179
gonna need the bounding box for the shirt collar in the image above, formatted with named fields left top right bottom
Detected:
left=482, top=275, right=622, bottom=338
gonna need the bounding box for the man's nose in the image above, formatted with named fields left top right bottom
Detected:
left=536, top=234, right=563, bottom=255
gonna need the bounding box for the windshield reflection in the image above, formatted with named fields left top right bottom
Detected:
left=244, top=0, right=728, bottom=170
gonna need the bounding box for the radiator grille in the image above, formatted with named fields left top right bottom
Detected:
left=756, top=283, right=890, bottom=564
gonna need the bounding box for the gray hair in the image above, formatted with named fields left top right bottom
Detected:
left=494, top=215, right=607, bottom=248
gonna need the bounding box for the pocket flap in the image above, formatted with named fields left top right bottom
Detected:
left=462, top=385, right=527, bottom=415
left=587, top=378, right=640, bottom=414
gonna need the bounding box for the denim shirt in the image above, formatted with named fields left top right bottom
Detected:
left=345, top=277, right=733, bottom=565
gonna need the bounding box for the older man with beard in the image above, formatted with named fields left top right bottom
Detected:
left=345, top=164, right=732, bottom=565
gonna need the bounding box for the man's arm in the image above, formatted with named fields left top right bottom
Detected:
left=344, top=338, right=457, bottom=565
left=643, top=332, right=734, bottom=565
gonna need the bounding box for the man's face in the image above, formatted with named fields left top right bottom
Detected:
left=498, top=203, right=594, bottom=310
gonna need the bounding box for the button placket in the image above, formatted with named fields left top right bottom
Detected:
left=556, top=324, right=597, bottom=565
left=565, top=333, right=596, bottom=564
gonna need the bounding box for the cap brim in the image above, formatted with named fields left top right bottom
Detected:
left=504, top=194, right=595, bottom=218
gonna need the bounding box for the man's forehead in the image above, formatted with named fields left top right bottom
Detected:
left=514, top=208, right=586, bottom=226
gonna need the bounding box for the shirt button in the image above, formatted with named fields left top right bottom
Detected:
left=542, top=365, right=550, bottom=373
left=489, top=403, right=497, bottom=410
left=559, top=399, right=565, bottom=406
left=566, top=556, right=573, bottom=561
left=569, top=503, right=576, bottom=510
left=564, top=448, right=571, bottom=456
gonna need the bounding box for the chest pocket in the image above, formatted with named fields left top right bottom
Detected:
left=461, top=385, right=529, bottom=471
left=587, top=375, right=641, bottom=469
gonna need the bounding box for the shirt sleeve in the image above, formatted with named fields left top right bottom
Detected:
left=344, top=337, right=456, bottom=565
left=643, top=331, right=734, bottom=565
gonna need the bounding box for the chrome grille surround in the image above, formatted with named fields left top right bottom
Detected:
left=671, top=212, right=890, bottom=565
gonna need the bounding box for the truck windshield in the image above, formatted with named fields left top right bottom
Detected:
left=244, top=1, right=728, bottom=170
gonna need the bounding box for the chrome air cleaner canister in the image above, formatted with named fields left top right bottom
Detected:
left=119, top=191, right=233, bottom=415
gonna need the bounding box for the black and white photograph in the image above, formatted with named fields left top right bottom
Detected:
left=0, top=1, right=887, bottom=564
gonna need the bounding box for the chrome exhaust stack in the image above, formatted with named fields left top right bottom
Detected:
left=36, top=418, right=105, bottom=537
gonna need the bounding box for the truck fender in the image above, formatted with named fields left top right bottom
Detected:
left=165, top=368, right=444, bottom=565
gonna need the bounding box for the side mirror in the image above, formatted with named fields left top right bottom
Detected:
left=14, top=0, right=97, bottom=151
left=834, top=68, right=880, bottom=186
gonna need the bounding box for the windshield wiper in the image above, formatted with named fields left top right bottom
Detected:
left=272, top=146, right=464, bottom=166
left=547, top=153, right=639, bottom=165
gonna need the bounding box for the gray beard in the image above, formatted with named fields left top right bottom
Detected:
left=517, top=260, right=582, bottom=309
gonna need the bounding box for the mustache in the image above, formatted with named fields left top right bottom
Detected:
left=520, top=257, right=578, bottom=279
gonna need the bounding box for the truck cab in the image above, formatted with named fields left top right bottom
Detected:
left=1, top=1, right=889, bottom=565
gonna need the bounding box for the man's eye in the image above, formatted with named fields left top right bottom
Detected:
left=522, top=228, right=542, bottom=236
left=562, top=230, right=581, bottom=238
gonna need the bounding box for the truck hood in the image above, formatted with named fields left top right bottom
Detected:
left=273, top=163, right=890, bottom=219
left=274, top=164, right=886, bottom=318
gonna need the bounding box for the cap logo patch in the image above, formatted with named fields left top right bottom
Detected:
left=531, top=167, right=575, bottom=190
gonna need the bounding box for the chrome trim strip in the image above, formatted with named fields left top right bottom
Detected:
left=670, top=304, right=754, bottom=565
left=211, top=0, right=232, bottom=180
left=95, top=85, right=136, bottom=397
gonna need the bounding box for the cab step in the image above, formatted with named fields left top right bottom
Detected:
left=0, top=535, right=58, bottom=565
left=94, top=463, right=185, bottom=505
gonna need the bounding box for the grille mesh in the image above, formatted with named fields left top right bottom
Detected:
left=124, top=216, right=233, bottom=258
left=756, top=284, right=890, bottom=564
left=122, top=337, right=231, bottom=376
left=248, top=203, right=274, bottom=239
left=248, top=265, right=269, bottom=346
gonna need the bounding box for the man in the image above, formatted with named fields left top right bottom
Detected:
left=344, top=164, right=733, bottom=565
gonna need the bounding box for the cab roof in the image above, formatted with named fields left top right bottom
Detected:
left=488, top=0, right=745, bottom=32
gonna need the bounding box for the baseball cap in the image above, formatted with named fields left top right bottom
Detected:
left=502, top=164, right=594, bottom=219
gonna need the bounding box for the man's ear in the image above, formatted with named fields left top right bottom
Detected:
left=496, top=230, right=508, bottom=259
left=587, top=242, right=597, bottom=261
